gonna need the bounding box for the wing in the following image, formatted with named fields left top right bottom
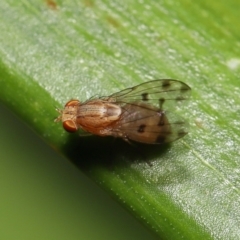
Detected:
left=110, top=102, right=189, bottom=144
left=105, top=80, right=191, bottom=144
left=106, top=79, right=191, bottom=110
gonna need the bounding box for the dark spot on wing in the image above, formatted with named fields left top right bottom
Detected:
left=159, top=98, right=165, bottom=109
left=161, top=80, right=171, bottom=89
left=175, top=96, right=186, bottom=101
left=180, top=83, right=190, bottom=93
left=138, top=124, right=146, bottom=133
left=178, top=129, right=188, bottom=138
left=174, top=121, right=185, bottom=125
left=141, top=93, right=149, bottom=101
left=156, top=135, right=166, bottom=143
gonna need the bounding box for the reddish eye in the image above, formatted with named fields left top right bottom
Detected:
left=65, top=100, right=80, bottom=107
left=63, top=120, right=77, bottom=132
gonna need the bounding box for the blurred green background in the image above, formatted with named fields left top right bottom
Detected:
left=0, top=104, right=158, bottom=240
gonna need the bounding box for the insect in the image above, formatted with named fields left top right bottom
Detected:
left=55, top=79, right=191, bottom=144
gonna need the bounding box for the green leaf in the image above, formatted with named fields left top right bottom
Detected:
left=0, top=0, right=240, bottom=239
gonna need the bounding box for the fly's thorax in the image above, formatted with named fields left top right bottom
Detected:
left=72, top=99, right=122, bottom=136
left=78, top=100, right=122, bottom=121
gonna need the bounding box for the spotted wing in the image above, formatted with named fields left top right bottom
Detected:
left=107, top=79, right=191, bottom=110
left=107, top=80, right=191, bottom=144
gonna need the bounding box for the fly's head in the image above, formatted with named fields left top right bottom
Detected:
left=55, top=99, right=80, bottom=132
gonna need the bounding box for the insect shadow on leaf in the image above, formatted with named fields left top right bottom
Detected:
left=62, top=132, right=171, bottom=170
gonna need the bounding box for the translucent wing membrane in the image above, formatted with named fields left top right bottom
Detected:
left=110, top=103, right=189, bottom=144
left=107, top=79, right=191, bottom=110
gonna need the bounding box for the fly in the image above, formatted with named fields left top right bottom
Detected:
left=55, top=79, right=191, bottom=144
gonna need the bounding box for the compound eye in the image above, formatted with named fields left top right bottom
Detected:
left=65, top=100, right=80, bottom=107
left=63, top=120, right=77, bottom=132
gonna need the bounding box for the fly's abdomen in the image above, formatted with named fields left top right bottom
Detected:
left=116, top=103, right=172, bottom=144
